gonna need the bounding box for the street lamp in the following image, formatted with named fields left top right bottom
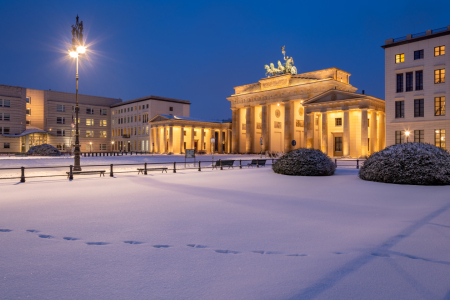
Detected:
left=90, top=142, right=92, bottom=152
left=69, top=15, right=85, bottom=171
left=405, top=130, right=410, bottom=143
left=111, top=141, right=115, bottom=151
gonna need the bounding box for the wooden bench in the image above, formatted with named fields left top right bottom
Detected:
left=137, top=167, right=168, bottom=174
left=247, top=159, right=267, bottom=168
left=66, top=170, right=106, bottom=179
left=212, top=160, right=235, bottom=170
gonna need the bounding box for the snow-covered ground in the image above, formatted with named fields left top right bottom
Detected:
left=1, top=165, right=449, bottom=299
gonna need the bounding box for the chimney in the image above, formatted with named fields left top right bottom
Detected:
left=362, top=90, right=365, bottom=94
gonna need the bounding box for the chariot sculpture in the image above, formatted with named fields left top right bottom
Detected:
left=264, top=46, right=298, bottom=77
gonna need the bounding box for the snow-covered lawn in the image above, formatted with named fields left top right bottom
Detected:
left=1, top=167, right=448, bottom=299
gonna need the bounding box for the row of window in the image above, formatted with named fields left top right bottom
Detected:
left=56, top=105, right=108, bottom=115
left=395, top=46, right=445, bottom=63
left=55, top=129, right=107, bottom=138
left=113, top=104, right=150, bottom=115
left=395, top=69, right=445, bottom=93
left=395, top=97, right=445, bottom=118
left=0, top=113, right=11, bottom=121
left=116, top=113, right=149, bottom=125
left=0, top=99, right=11, bottom=107
left=54, top=143, right=109, bottom=151
left=113, top=126, right=149, bottom=137
left=395, top=129, right=445, bottom=149
left=56, top=117, right=107, bottom=126
left=0, top=127, right=10, bottom=134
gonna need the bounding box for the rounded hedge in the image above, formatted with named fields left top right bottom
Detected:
left=272, top=148, right=336, bottom=176
left=27, top=144, right=61, bottom=156
left=359, top=143, right=450, bottom=185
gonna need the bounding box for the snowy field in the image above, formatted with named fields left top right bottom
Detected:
left=1, top=161, right=449, bottom=299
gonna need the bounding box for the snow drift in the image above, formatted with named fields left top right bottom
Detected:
left=272, top=149, right=335, bottom=176
left=359, top=143, right=450, bottom=185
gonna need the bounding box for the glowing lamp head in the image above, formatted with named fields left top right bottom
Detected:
left=69, top=51, right=78, bottom=58
left=405, top=131, right=410, bottom=137
left=77, top=46, right=86, bottom=54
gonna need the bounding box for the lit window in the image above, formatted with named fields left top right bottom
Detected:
left=86, top=131, right=94, bottom=138
left=435, top=129, right=446, bottom=149
left=435, top=69, right=445, bottom=84
left=86, top=119, right=94, bottom=126
left=435, top=97, right=445, bottom=116
left=100, top=120, right=107, bottom=126
left=395, top=53, right=404, bottom=63
left=100, top=131, right=107, bottom=138
left=435, top=45, right=445, bottom=56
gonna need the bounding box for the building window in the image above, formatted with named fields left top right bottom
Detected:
left=414, top=130, right=424, bottom=143
left=57, top=104, right=65, bottom=112
left=396, top=74, right=403, bottom=92
left=335, top=118, right=342, bottom=126
left=335, top=137, right=342, bottom=152
left=405, top=72, right=413, bottom=91
left=100, top=144, right=107, bottom=151
left=4, top=143, right=10, bottom=149
left=26, top=120, right=31, bottom=125
left=395, top=131, right=404, bottom=144
left=435, top=69, right=445, bottom=84
left=435, top=97, right=445, bottom=116
left=414, top=50, right=424, bottom=60
left=57, top=117, right=65, bottom=124
left=395, top=101, right=404, bottom=118
left=146, top=104, right=149, bottom=109
left=56, top=130, right=65, bottom=137
left=435, top=129, right=445, bottom=149
left=100, top=120, right=107, bottom=126
left=414, top=99, right=424, bottom=117
left=100, top=131, right=107, bottom=138
left=415, top=71, right=423, bottom=90
left=169, top=107, right=173, bottom=111
left=0, top=99, right=11, bottom=107
left=26, top=108, right=31, bottom=115
left=395, top=53, right=404, bottom=63
left=26, top=97, right=31, bottom=104
left=3, top=127, right=10, bottom=134
left=86, top=131, right=94, bottom=138
left=86, top=119, right=94, bottom=126
left=434, top=45, right=445, bottom=56
left=100, top=109, right=107, bottom=115
left=86, top=107, right=94, bottom=114
left=3, top=113, right=10, bottom=121
left=56, top=143, right=66, bottom=150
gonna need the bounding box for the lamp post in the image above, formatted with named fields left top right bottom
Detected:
left=90, top=142, right=92, bottom=152
left=405, top=130, right=410, bottom=143
left=69, top=15, right=86, bottom=171
left=111, top=141, right=115, bottom=151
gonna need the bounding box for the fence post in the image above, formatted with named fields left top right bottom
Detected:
left=20, top=166, right=25, bottom=183
left=110, top=164, right=114, bottom=177
left=173, top=161, right=176, bottom=173
left=257, top=159, right=259, bottom=168
left=198, top=161, right=201, bottom=171
left=220, top=159, right=223, bottom=170
left=69, top=165, right=73, bottom=180
left=335, top=159, right=337, bottom=167
left=144, top=162, right=148, bottom=175
left=356, top=159, right=359, bottom=169
left=239, top=159, right=242, bottom=169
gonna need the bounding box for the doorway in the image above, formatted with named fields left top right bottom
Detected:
left=334, top=134, right=343, bottom=157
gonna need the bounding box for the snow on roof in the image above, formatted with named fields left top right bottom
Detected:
left=153, top=114, right=231, bottom=124
left=2, top=127, right=50, bottom=138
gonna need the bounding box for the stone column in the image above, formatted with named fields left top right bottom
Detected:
left=191, top=127, right=195, bottom=150
left=305, top=113, right=313, bottom=149
left=155, top=126, right=160, bottom=153
left=370, top=111, right=377, bottom=154
left=200, top=128, right=205, bottom=151
left=343, top=110, right=350, bottom=156
left=163, top=126, right=167, bottom=153
left=218, top=130, right=223, bottom=154
left=180, top=126, right=185, bottom=154
left=379, top=112, right=385, bottom=150
left=361, top=109, right=369, bottom=157
left=321, top=111, right=328, bottom=155
left=245, top=107, right=252, bottom=153
left=261, top=104, right=268, bottom=152
left=232, top=108, right=239, bottom=153
left=227, top=129, right=232, bottom=153
left=284, top=101, right=292, bottom=152
left=168, top=126, right=173, bottom=153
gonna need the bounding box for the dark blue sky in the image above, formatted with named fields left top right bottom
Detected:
left=1, top=0, right=449, bottom=119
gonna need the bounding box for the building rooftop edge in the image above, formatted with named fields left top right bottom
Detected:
left=382, top=25, right=450, bottom=49
left=111, top=95, right=190, bottom=107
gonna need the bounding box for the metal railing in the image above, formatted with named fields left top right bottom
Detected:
left=432, top=27, right=448, bottom=34
left=392, top=26, right=449, bottom=42
left=411, top=31, right=426, bottom=38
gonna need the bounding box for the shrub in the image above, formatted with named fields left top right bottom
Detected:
left=26, top=144, right=61, bottom=156
left=359, top=143, right=450, bottom=185
left=272, top=148, right=335, bottom=176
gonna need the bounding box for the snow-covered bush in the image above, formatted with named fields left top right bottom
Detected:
left=272, top=149, right=335, bottom=176
left=27, top=144, right=61, bottom=156
left=359, top=143, right=450, bottom=185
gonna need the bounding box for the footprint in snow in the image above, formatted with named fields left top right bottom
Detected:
left=0, top=229, right=12, bottom=232
left=153, top=245, right=170, bottom=248
left=287, top=254, right=307, bottom=257
left=187, top=244, right=207, bottom=248
left=124, top=241, right=144, bottom=245
left=26, top=229, right=39, bottom=233
left=371, top=252, right=390, bottom=257
left=38, top=235, right=53, bottom=239
left=63, top=237, right=79, bottom=241
left=86, top=242, right=109, bottom=246
left=215, top=250, right=240, bottom=254
left=252, top=251, right=283, bottom=255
